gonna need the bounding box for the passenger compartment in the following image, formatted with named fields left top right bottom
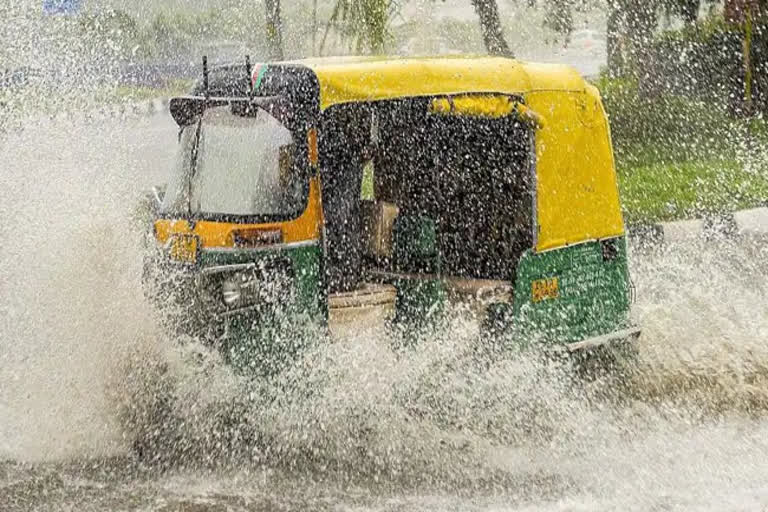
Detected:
left=325, top=95, right=534, bottom=330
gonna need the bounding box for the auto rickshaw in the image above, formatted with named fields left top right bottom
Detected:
left=142, top=55, right=640, bottom=374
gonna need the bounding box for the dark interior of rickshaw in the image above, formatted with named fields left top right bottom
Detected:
left=320, top=96, right=533, bottom=296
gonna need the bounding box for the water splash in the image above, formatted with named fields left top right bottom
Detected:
left=110, top=233, right=768, bottom=487
left=630, top=233, right=768, bottom=412
left=3, top=112, right=768, bottom=508
left=0, top=112, right=174, bottom=462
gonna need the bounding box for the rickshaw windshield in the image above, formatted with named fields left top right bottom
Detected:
left=162, top=105, right=306, bottom=219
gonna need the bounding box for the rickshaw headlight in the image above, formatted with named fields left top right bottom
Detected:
left=220, top=271, right=262, bottom=309
left=200, top=260, right=291, bottom=314
left=221, top=278, right=243, bottom=307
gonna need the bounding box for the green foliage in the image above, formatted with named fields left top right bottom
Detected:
left=619, top=158, right=768, bottom=223
left=331, top=0, right=400, bottom=53
left=542, top=0, right=573, bottom=37
left=646, top=14, right=742, bottom=96
left=147, top=10, right=237, bottom=58
left=596, top=73, right=768, bottom=222
left=81, top=7, right=271, bottom=61
left=78, top=9, right=141, bottom=59
left=656, top=11, right=731, bottom=41
left=643, top=13, right=768, bottom=115
left=596, top=75, right=739, bottom=165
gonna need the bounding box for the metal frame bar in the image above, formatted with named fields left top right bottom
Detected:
left=566, top=326, right=641, bottom=353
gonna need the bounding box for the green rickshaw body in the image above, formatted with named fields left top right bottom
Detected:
left=512, top=239, right=634, bottom=349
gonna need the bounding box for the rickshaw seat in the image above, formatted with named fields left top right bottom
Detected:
left=360, top=200, right=400, bottom=259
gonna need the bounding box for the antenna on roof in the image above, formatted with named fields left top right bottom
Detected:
left=202, top=55, right=210, bottom=100
left=245, top=55, right=252, bottom=96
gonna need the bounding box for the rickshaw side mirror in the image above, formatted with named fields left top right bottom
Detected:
left=170, top=96, right=207, bottom=126
left=169, top=95, right=283, bottom=127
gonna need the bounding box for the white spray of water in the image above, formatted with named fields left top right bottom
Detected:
left=0, top=113, right=175, bottom=461
left=631, top=234, right=768, bottom=409
left=3, top=113, right=768, bottom=509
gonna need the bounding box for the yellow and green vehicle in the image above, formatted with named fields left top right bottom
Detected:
left=141, top=55, right=640, bottom=374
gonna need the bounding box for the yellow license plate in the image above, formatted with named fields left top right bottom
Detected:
left=169, top=234, right=199, bottom=263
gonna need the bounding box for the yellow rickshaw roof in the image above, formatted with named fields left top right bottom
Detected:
left=285, top=56, right=588, bottom=110
left=276, top=56, right=624, bottom=252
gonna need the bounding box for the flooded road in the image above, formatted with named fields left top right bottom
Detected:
left=2, top=113, right=768, bottom=511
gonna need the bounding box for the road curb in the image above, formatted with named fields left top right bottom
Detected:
left=628, top=207, right=768, bottom=248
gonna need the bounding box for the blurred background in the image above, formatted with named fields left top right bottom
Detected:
left=3, top=0, right=767, bottom=224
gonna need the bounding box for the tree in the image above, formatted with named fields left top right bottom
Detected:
left=315, top=0, right=514, bottom=57
left=724, top=0, right=764, bottom=22
left=470, top=0, right=513, bottom=56
left=79, top=9, right=141, bottom=60
left=279, top=0, right=512, bottom=58
left=264, top=0, right=284, bottom=61
left=321, top=0, right=513, bottom=57
left=675, top=0, right=701, bottom=24
left=543, top=0, right=574, bottom=46
left=324, top=0, right=394, bottom=54
left=606, top=0, right=660, bottom=75
left=606, top=1, right=623, bottom=72
left=722, top=0, right=765, bottom=114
